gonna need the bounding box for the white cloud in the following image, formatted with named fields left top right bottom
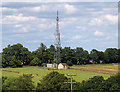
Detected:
left=27, top=40, right=40, bottom=43
left=2, top=0, right=119, bottom=2
left=11, top=34, right=25, bottom=38
left=89, top=14, right=118, bottom=26
left=38, top=22, right=55, bottom=30
left=72, top=35, right=82, bottom=40
left=21, top=5, right=49, bottom=12
left=60, top=17, right=78, bottom=28
left=12, top=26, right=30, bottom=33
left=89, top=18, right=103, bottom=26
left=1, top=7, right=18, bottom=12
left=14, top=24, right=22, bottom=28
left=94, top=30, right=104, bottom=36
left=87, top=8, right=96, bottom=11
left=105, top=14, right=118, bottom=24
left=64, top=4, right=77, bottom=14
left=77, top=26, right=86, bottom=31
left=20, top=4, right=77, bottom=15
left=3, top=13, right=38, bottom=23
left=102, top=8, right=117, bottom=13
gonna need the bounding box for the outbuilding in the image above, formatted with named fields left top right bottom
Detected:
left=58, top=63, right=68, bottom=69
left=47, top=64, right=53, bottom=68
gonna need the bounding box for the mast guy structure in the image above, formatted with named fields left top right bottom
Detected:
left=54, top=10, right=61, bottom=69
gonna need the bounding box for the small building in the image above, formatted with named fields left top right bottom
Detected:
left=58, top=63, right=68, bottom=69
left=47, top=64, right=53, bottom=68
left=52, top=63, right=57, bottom=68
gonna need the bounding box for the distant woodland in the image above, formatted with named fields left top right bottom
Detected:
left=1, top=43, right=119, bottom=68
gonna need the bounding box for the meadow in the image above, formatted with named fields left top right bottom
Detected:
left=2, top=63, right=118, bottom=86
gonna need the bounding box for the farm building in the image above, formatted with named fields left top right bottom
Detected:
left=47, top=64, right=53, bottom=68
left=58, top=63, right=68, bottom=69
left=52, top=63, right=57, bottom=68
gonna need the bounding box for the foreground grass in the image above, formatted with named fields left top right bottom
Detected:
left=2, top=65, right=111, bottom=86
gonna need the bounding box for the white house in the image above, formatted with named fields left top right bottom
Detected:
left=58, top=63, right=68, bottom=69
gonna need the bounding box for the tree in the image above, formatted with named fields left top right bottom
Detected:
left=74, top=47, right=89, bottom=64
left=61, top=47, right=76, bottom=64
left=89, top=49, right=98, bottom=63
left=36, top=71, right=68, bottom=91
left=33, top=43, right=47, bottom=64
left=99, top=72, right=120, bottom=91
left=82, top=76, right=104, bottom=90
left=104, top=48, right=118, bottom=63
left=29, top=57, right=41, bottom=66
left=36, top=71, right=80, bottom=91
left=2, top=43, right=32, bottom=67
left=89, top=49, right=104, bottom=64
left=46, top=45, right=56, bottom=63
left=67, top=60, right=73, bottom=66
left=9, top=74, right=35, bottom=90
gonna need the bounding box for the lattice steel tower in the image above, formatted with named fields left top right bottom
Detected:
left=54, top=10, right=61, bottom=69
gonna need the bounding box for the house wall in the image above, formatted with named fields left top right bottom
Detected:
left=47, top=64, right=52, bottom=68
left=58, top=64, right=64, bottom=69
left=58, top=64, right=68, bottom=69
left=65, top=66, right=68, bottom=69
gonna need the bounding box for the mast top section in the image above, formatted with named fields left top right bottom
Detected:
left=56, top=10, right=59, bottom=21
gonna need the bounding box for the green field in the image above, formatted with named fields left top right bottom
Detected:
left=2, top=63, right=118, bottom=86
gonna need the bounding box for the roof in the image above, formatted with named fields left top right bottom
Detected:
left=59, top=63, right=68, bottom=66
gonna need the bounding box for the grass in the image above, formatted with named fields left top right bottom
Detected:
left=70, top=63, right=118, bottom=75
left=2, top=64, right=116, bottom=87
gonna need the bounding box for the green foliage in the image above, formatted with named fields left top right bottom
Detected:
left=2, top=76, right=8, bottom=84
left=2, top=66, right=120, bottom=91
left=98, top=72, right=120, bottom=91
left=74, top=47, right=89, bottom=65
left=2, top=74, right=35, bottom=90
left=80, top=72, right=120, bottom=91
left=67, top=60, right=73, bottom=66
left=0, top=57, right=2, bottom=68
left=2, top=43, right=32, bottom=67
left=36, top=71, right=81, bottom=91
left=2, top=43, right=119, bottom=68
left=2, top=77, right=15, bottom=90
left=36, top=71, right=68, bottom=91
left=32, top=43, right=48, bottom=64
left=82, top=76, right=104, bottom=90
left=42, top=63, right=47, bottom=67
left=104, top=48, right=118, bottom=63
left=30, top=57, right=41, bottom=66
left=90, top=49, right=104, bottom=64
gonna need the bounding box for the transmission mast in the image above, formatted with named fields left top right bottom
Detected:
left=54, top=10, right=61, bottom=69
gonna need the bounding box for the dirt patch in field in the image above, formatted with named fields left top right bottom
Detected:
left=2, top=70, right=42, bottom=79
left=2, top=70, right=20, bottom=74
left=70, top=64, right=118, bottom=75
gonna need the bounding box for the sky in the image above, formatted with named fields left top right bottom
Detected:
left=1, top=0, right=120, bottom=2
left=1, top=2, right=118, bottom=52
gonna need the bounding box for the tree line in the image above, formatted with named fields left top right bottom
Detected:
left=1, top=43, right=119, bottom=68
left=2, top=71, right=120, bottom=91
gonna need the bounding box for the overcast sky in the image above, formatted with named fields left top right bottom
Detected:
left=1, top=2, right=118, bottom=52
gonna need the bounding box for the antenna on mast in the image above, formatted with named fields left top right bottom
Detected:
left=54, top=10, right=61, bottom=69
